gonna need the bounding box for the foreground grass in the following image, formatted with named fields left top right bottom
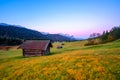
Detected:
left=0, top=40, right=120, bottom=80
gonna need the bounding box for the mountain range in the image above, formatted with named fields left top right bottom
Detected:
left=0, top=23, right=76, bottom=41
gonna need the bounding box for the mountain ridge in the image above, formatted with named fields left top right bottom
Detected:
left=0, top=23, right=76, bottom=41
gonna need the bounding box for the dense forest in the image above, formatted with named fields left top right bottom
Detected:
left=85, top=26, right=120, bottom=45
left=0, top=37, right=23, bottom=46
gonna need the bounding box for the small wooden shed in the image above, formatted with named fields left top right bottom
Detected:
left=18, top=40, right=52, bottom=57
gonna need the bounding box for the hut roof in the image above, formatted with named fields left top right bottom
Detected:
left=19, top=40, right=52, bottom=50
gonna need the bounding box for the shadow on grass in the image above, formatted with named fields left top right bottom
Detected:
left=84, top=43, right=120, bottom=50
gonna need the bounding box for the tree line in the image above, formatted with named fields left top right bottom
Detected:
left=0, top=37, right=23, bottom=46
left=85, top=26, right=120, bottom=46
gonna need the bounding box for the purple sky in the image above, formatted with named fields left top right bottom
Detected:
left=0, top=0, right=120, bottom=38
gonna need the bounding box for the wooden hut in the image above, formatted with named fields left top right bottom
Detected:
left=18, top=40, right=52, bottom=57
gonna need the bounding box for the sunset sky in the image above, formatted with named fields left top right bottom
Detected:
left=0, top=0, right=120, bottom=38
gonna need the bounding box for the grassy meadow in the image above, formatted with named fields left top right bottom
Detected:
left=0, top=40, right=120, bottom=80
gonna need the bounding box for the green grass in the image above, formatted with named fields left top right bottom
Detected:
left=0, top=40, right=120, bottom=80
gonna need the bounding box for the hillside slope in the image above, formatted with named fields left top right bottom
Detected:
left=0, top=23, right=75, bottom=41
left=0, top=23, right=47, bottom=39
left=0, top=40, right=120, bottom=80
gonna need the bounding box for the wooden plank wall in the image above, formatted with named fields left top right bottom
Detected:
left=23, top=49, right=43, bottom=56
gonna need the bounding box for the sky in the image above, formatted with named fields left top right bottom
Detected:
left=0, top=0, right=120, bottom=38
